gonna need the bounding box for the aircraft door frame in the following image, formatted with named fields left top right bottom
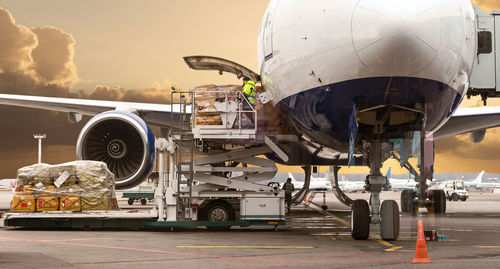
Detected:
left=263, top=0, right=279, bottom=61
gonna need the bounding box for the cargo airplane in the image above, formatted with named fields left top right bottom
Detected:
left=1, top=0, right=500, bottom=240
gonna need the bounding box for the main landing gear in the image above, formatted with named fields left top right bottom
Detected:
left=393, top=152, right=447, bottom=215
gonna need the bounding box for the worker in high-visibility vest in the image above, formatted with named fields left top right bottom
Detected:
left=283, top=178, right=295, bottom=214
left=241, top=78, right=257, bottom=106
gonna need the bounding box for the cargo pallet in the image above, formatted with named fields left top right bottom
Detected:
left=4, top=89, right=289, bottom=230
left=3, top=212, right=285, bottom=229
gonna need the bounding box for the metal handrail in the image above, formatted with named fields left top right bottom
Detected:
left=182, top=89, right=258, bottom=133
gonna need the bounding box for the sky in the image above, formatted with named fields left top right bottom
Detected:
left=0, top=0, right=499, bottom=178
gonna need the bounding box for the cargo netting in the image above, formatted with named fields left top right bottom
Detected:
left=11, top=161, right=119, bottom=212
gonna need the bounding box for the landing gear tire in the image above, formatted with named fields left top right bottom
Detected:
left=140, top=198, right=147, bottom=205
left=321, top=205, right=328, bottom=211
left=400, top=190, right=415, bottom=213
left=127, top=198, right=134, bottom=205
left=430, top=190, right=446, bottom=214
left=202, top=200, right=235, bottom=231
left=451, top=193, right=459, bottom=201
left=351, top=199, right=370, bottom=240
left=380, top=200, right=400, bottom=241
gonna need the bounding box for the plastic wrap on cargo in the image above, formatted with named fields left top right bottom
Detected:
left=188, top=85, right=242, bottom=126
left=11, top=161, right=118, bottom=212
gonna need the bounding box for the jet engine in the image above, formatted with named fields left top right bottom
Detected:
left=470, top=129, right=486, bottom=143
left=76, top=111, right=156, bottom=189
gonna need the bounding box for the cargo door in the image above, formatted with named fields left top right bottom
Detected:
left=262, top=0, right=280, bottom=60
left=184, top=56, right=260, bottom=82
left=470, top=6, right=496, bottom=90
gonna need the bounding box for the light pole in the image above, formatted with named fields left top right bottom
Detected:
left=33, top=134, right=46, bottom=164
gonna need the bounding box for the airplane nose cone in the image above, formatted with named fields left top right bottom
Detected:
left=352, top=0, right=441, bottom=76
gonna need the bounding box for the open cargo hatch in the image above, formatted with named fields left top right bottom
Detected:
left=184, top=56, right=261, bottom=83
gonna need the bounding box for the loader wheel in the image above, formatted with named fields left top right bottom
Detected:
left=451, top=193, right=459, bottom=201
left=141, top=198, right=147, bottom=205
left=202, top=200, right=235, bottom=231
left=127, top=198, right=134, bottom=205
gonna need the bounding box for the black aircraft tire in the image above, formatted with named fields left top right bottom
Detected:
left=433, top=190, right=447, bottom=214
left=380, top=200, right=400, bottom=241
left=401, top=190, right=415, bottom=213
left=400, top=190, right=410, bottom=213
left=400, top=190, right=408, bottom=212
left=351, top=199, right=370, bottom=240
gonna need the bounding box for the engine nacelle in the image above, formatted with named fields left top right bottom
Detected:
left=76, top=111, right=156, bottom=189
left=470, top=129, right=486, bottom=143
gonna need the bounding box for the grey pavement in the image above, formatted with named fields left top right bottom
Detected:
left=0, top=191, right=499, bottom=268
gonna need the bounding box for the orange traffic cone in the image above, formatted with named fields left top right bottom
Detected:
left=412, top=220, right=431, bottom=264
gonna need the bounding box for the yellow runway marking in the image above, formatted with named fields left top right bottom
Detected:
left=369, top=235, right=395, bottom=247
left=307, top=202, right=402, bottom=252
left=309, top=204, right=350, bottom=227
left=385, top=246, right=403, bottom=252
left=177, top=246, right=315, bottom=249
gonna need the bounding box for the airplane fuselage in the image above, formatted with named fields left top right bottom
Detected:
left=258, top=0, right=476, bottom=151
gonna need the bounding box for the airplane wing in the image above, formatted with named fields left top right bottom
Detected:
left=433, top=106, right=500, bottom=139
left=0, top=94, right=191, bottom=127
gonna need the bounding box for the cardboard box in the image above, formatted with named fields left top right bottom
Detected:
left=36, top=196, right=59, bottom=212
left=60, top=196, right=82, bottom=212
left=36, top=185, right=59, bottom=212
left=11, top=194, right=36, bottom=212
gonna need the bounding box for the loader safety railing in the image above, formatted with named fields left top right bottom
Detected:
left=171, top=90, right=258, bottom=140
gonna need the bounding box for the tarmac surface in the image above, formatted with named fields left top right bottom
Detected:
left=0, top=190, right=500, bottom=268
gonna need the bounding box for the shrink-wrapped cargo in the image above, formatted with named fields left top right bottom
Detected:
left=36, top=186, right=59, bottom=212
left=82, top=190, right=111, bottom=211
left=189, top=85, right=242, bottom=126
left=12, top=161, right=118, bottom=213
left=60, top=196, right=82, bottom=212
left=36, top=196, right=59, bottom=211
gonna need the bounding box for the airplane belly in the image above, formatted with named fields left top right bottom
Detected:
left=258, top=0, right=476, bottom=151
left=277, top=77, right=461, bottom=151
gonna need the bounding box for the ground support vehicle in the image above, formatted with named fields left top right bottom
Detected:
left=441, top=180, right=469, bottom=201
left=4, top=90, right=287, bottom=230
left=122, top=190, right=155, bottom=205
left=122, top=180, right=156, bottom=205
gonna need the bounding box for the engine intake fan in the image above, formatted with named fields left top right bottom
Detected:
left=76, top=111, right=156, bottom=189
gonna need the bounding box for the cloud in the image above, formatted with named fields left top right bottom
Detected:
left=0, top=7, right=181, bottom=178
left=0, top=8, right=78, bottom=93
left=88, top=79, right=180, bottom=103
left=0, top=8, right=37, bottom=74
left=31, top=27, right=77, bottom=87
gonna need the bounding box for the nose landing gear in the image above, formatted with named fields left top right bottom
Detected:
left=351, top=140, right=400, bottom=241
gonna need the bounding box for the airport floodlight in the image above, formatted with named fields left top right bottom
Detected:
left=33, top=134, right=46, bottom=164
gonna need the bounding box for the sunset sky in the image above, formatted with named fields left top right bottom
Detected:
left=0, top=0, right=499, bottom=178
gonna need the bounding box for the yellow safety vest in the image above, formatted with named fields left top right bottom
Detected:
left=284, top=182, right=294, bottom=195
left=242, top=81, right=257, bottom=105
